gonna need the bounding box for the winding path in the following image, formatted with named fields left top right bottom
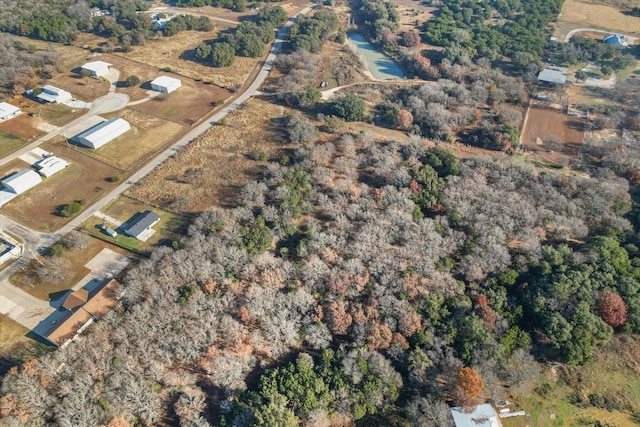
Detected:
left=564, top=28, right=638, bottom=44
left=0, top=3, right=317, bottom=330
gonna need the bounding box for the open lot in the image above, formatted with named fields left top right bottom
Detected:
left=82, top=195, right=189, bottom=254
left=520, top=106, right=585, bottom=164
left=10, top=235, right=133, bottom=301
left=0, top=131, right=26, bottom=160
left=0, top=314, right=46, bottom=376
left=2, top=142, right=121, bottom=232
left=558, top=0, right=640, bottom=39
left=129, top=98, right=291, bottom=213
left=78, top=109, right=186, bottom=171
left=38, top=103, right=86, bottom=127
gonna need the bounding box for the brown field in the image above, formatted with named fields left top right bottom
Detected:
left=0, top=315, right=45, bottom=376
left=2, top=143, right=122, bottom=232
left=84, top=109, right=186, bottom=170
left=10, top=235, right=134, bottom=301
left=47, top=69, right=111, bottom=102
left=129, top=98, right=292, bottom=213
left=559, top=0, right=640, bottom=37
left=395, top=3, right=437, bottom=31
left=38, top=103, right=86, bottom=127
left=520, top=107, right=585, bottom=164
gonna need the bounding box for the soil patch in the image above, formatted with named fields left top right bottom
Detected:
left=520, top=106, right=585, bottom=164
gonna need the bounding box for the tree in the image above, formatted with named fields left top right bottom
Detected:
left=597, top=292, right=628, bottom=328
left=286, top=114, right=317, bottom=144
left=297, top=86, right=321, bottom=108
left=330, top=94, right=366, bottom=121
left=239, top=216, right=272, bottom=255
left=125, top=75, right=140, bottom=87
left=210, top=42, right=235, bottom=67
left=402, top=31, right=421, bottom=47
left=395, top=109, right=414, bottom=129
left=456, top=367, right=484, bottom=401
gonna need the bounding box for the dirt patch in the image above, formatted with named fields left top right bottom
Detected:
left=128, top=98, right=293, bottom=213
left=396, top=3, right=437, bottom=32
left=2, top=143, right=122, bottom=232
left=559, top=0, right=640, bottom=37
left=520, top=106, right=585, bottom=164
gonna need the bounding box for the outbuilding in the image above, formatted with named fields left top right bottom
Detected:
left=124, top=210, right=161, bottom=241
left=1, top=169, right=43, bottom=194
left=35, top=156, right=70, bottom=177
left=74, top=117, right=131, bottom=149
left=150, top=75, right=182, bottom=93
left=450, top=404, right=503, bottom=427
left=603, top=34, right=628, bottom=50
left=80, top=61, right=112, bottom=78
left=37, top=85, right=72, bottom=104
left=538, top=66, right=568, bottom=86
left=0, top=102, right=21, bottom=121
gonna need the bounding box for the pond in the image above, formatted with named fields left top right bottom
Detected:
left=347, top=33, right=406, bottom=80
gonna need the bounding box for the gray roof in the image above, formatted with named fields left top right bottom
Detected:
left=450, top=404, right=501, bottom=427
left=538, top=67, right=567, bottom=85
left=126, top=210, right=160, bottom=237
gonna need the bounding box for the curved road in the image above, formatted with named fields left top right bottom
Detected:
left=564, top=28, right=639, bottom=44
left=0, top=3, right=317, bottom=330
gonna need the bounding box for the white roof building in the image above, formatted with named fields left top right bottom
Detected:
left=538, top=66, right=568, bottom=85
left=603, top=34, right=628, bottom=50
left=451, top=404, right=502, bottom=427
left=150, top=76, right=182, bottom=93
left=1, top=169, right=42, bottom=194
left=37, top=85, right=72, bottom=104
left=74, top=117, right=131, bottom=149
left=35, top=156, right=70, bottom=178
left=81, top=61, right=112, bottom=78
left=0, top=102, right=21, bottom=120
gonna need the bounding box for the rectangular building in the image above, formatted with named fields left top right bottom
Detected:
left=0, top=102, right=21, bottom=120
left=35, top=156, right=70, bottom=177
left=150, top=76, right=182, bottom=93
left=37, top=85, right=72, bottom=104
left=74, top=117, right=131, bottom=149
left=1, top=169, right=42, bottom=194
left=80, top=60, right=112, bottom=78
left=124, top=210, right=161, bottom=241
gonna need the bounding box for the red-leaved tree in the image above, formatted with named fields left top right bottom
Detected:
left=456, top=367, right=484, bottom=401
left=597, top=291, right=628, bottom=328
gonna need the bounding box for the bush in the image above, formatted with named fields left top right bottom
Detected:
left=125, top=75, right=140, bottom=87
left=59, top=200, right=84, bottom=218
left=211, top=42, right=236, bottom=67
left=330, top=94, right=366, bottom=121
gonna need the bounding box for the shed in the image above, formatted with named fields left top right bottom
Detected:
left=0, top=102, right=21, bottom=120
left=37, top=85, right=72, bottom=104
left=150, top=75, right=182, bottom=93
left=450, top=404, right=503, bottom=427
left=538, top=66, right=568, bottom=85
left=35, top=156, right=70, bottom=177
left=124, top=210, right=161, bottom=240
left=74, top=117, right=131, bottom=149
left=80, top=61, right=112, bottom=78
left=1, top=169, right=43, bottom=194
left=603, top=34, right=628, bottom=50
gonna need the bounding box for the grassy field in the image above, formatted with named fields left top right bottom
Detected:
left=81, top=195, right=189, bottom=254
left=558, top=0, right=640, bottom=38
left=0, top=130, right=25, bottom=159
left=0, top=315, right=50, bottom=377
left=504, top=335, right=640, bottom=427
left=39, top=103, right=85, bottom=127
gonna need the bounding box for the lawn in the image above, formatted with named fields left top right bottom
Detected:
left=0, top=315, right=50, bottom=376
left=503, top=335, right=640, bottom=427
left=9, top=235, right=125, bottom=301
left=81, top=195, right=189, bottom=254
left=0, top=130, right=25, bottom=159
left=39, top=103, right=85, bottom=127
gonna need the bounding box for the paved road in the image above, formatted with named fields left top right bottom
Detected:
left=0, top=3, right=316, bottom=331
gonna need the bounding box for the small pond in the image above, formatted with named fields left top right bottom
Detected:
left=347, top=33, right=406, bottom=80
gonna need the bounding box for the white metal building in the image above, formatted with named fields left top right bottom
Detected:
left=150, top=76, right=182, bottom=93
left=81, top=61, right=112, bottom=77
left=37, top=85, right=72, bottom=104
left=74, top=117, right=131, bottom=149
left=35, top=156, right=70, bottom=177
left=0, top=102, right=21, bottom=120
left=1, top=169, right=43, bottom=194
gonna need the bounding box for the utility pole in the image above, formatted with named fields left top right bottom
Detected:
left=28, top=248, right=44, bottom=266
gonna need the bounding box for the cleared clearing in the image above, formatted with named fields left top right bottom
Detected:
left=559, top=0, right=640, bottom=37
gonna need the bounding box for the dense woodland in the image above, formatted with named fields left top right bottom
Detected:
left=2, top=127, right=639, bottom=424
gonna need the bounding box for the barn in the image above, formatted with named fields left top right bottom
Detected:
left=37, top=85, right=72, bottom=104
left=74, top=117, right=131, bottom=149
left=150, top=76, right=182, bottom=93
left=1, top=169, right=43, bottom=194
left=80, top=61, right=112, bottom=78
left=35, top=156, right=70, bottom=177
left=0, top=102, right=21, bottom=121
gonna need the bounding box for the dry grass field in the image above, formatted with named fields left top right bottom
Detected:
left=129, top=98, right=292, bottom=213
left=0, top=315, right=44, bottom=376
left=520, top=107, right=585, bottom=164
left=559, top=0, right=640, bottom=37
left=2, top=142, right=121, bottom=232
left=82, top=109, right=186, bottom=171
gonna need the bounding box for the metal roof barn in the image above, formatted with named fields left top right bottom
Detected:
left=35, top=156, right=70, bottom=177
left=0, top=102, right=21, bottom=120
left=150, top=75, right=182, bottom=93
left=37, top=85, right=72, bottom=104
left=81, top=60, right=112, bottom=77
left=74, top=117, right=131, bottom=149
left=1, top=169, right=43, bottom=194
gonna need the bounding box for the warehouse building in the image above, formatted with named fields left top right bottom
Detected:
left=150, top=75, right=182, bottom=93
left=0, top=102, right=21, bottom=121
left=35, top=156, right=70, bottom=177
left=37, top=85, right=72, bottom=104
left=74, top=117, right=131, bottom=149
left=1, top=169, right=43, bottom=194
left=80, top=60, right=112, bottom=78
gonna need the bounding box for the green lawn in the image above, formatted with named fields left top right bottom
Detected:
left=0, top=130, right=25, bottom=159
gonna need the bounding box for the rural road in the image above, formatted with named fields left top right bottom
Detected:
left=0, top=3, right=317, bottom=331
left=320, top=79, right=433, bottom=100
left=564, top=28, right=639, bottom=44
